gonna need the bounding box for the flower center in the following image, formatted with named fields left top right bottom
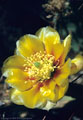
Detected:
left=23, top=51, right=56, bottom=81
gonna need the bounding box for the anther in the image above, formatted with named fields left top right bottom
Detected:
left=23, top=51, right=59, bottom=81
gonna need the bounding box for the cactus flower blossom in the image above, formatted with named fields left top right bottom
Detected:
left=2, top=27, right=83, bottom=110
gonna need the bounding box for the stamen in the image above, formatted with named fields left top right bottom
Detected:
left=23, top=51, right=59, bottom=81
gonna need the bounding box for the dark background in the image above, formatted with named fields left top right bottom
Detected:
left=0, top=0, right=47, bottom=67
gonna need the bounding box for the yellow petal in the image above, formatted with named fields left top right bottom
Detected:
left=40, top=80, right=59, bottom=102
left=5, top=69, right=39, bottom=91
left=57, top=79, right=69, bottom=99
left=16, top=34, right=44, bottom=57
left=70, top=54, right=83, bottom=75
left=63, top=35, right=71, bottom=56
left=2, top=55, right=25, bottom=75
left=61, top=35, right=71, bottom=64
left=10, top=84, right=46, bottom=108
left=53, top=44, right=64, bottom=61
left=54, top=58, right=71, bottom=86
left=36, top=26, right=60, bottom=44
left=10, top=88, right=23, bottom=105
left=46, top=42, right=64, bottom=60
left=42, top=100, right=56, bottom=111
left=36, top=27, right=64, bottom=60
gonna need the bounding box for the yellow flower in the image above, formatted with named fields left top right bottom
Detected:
left=2, top=27, right=83, bottom=110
